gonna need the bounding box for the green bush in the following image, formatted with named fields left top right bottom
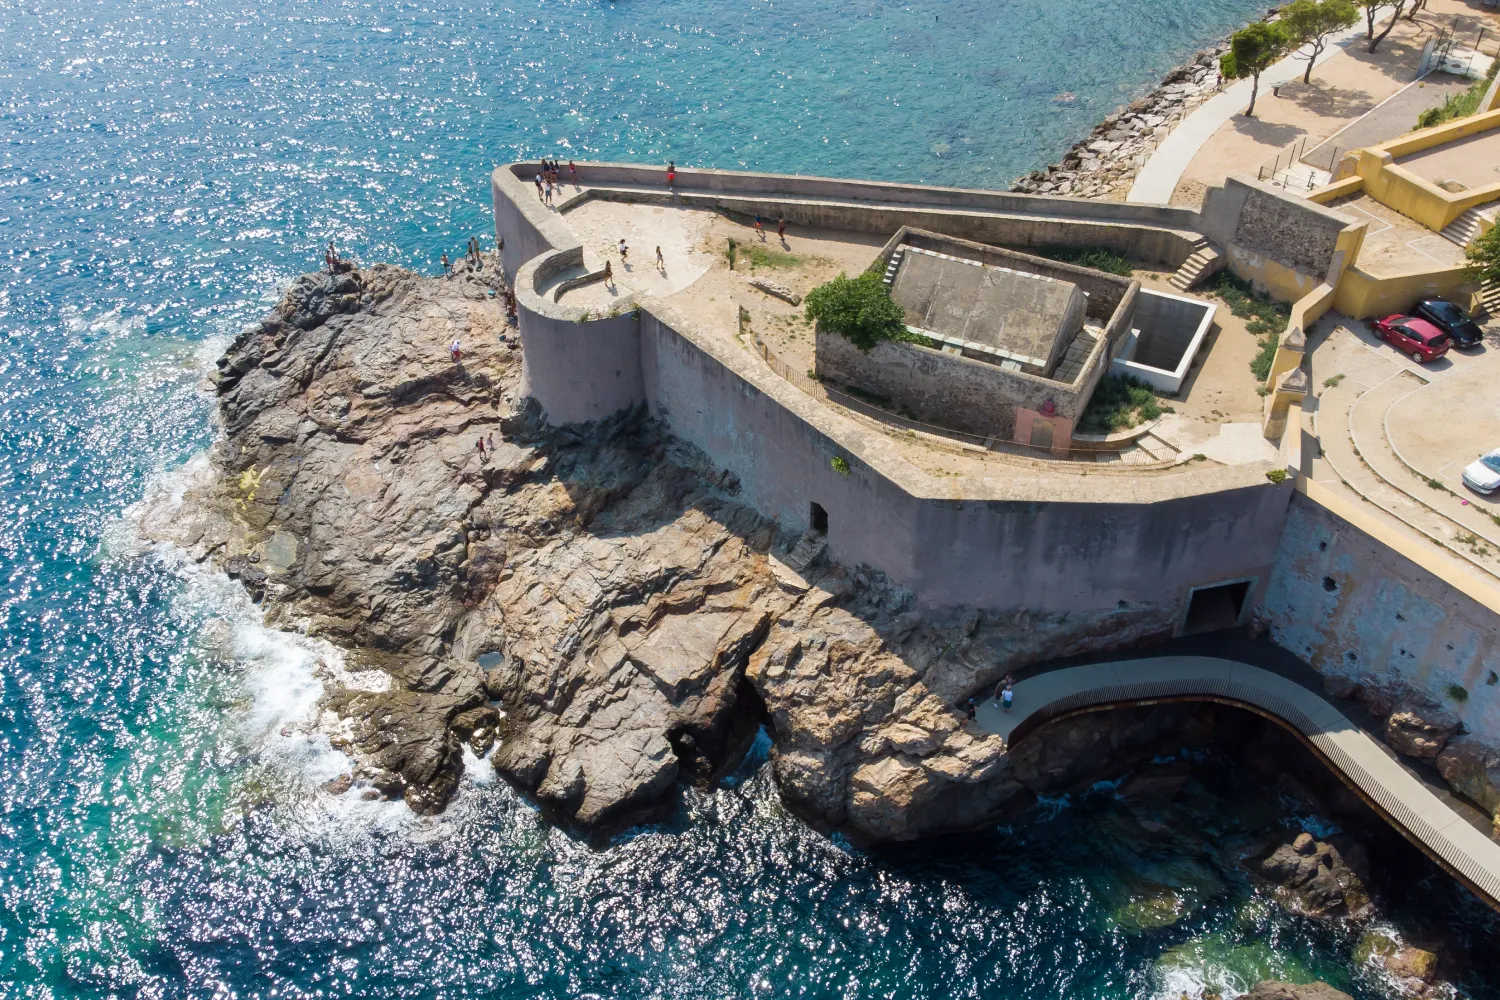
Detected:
left=1416, top=62, right=1499, bottom=130
left=1467, top=222, right=1500, bottom=288
left=1213, top=271, right=1291, bottom=382
left=830, top=456, right=851, bottom=476
left=1079, top=374, right=1171, bottom=433
left=1447, top=683, right=1470, bottom=703
left=1265, top=468, right=1288, bottom=484
left=1035, top=247, right=1134, bottom=276
left=804, top=272, right=908, bottom=351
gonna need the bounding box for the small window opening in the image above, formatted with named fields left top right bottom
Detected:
left=809, top=502, right=829, bottom=535
left=1182, top=580, right=1252, bottom=635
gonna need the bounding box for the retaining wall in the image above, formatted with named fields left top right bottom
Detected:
left=1260, top=482, right=1500, bottom=737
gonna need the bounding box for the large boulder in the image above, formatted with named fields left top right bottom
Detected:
left=1236, top=983, right=1356, bottom=995
left=1385, top=698, right=1460, bottom=760
left=1245, top=831, right=1371, bottom=919
left=1243, top=982, right=1353, bottom=1000
left=1354, top=928, right=1439, bottom=986
left=1436, top=735, right=1500, bottom=828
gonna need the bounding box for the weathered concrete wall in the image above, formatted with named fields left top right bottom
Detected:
left=1199, top=176, right=1354, bottom=300
left=516, top=305, right=644, bottom=426
left=1260, top=487, right=1500, bottom=737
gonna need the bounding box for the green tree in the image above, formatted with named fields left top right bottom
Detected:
left=1466, top=224, right=1500, bottom=288
left=1282, top=0, right=1359, bottom=83
left=804, top=271, right=908, bottom=351
left=1220, top=21, right=1291, bottom=117
left=1359, top=0, right=1407, bottom=52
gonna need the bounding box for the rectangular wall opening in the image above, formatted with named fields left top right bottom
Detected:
left=1181, top=579, right=1252, bottom=635
left=809, top=502, right=829, bottom=535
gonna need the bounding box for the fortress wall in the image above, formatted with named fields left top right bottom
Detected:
left=643, top=303, right=1289, bottom=612
left=516, top=303, right=644, bottom=427
left=491, top=169, right=578, bottom=284
left=1261, top=486, right=1500, bottom=737
left=512, top=161, right=1203, bottom=229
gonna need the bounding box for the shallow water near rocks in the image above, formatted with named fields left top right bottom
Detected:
left=5, top=1, right=1500, bottom=997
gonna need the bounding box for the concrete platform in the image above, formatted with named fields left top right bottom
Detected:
left=976, top=655, right=1500, bottom=909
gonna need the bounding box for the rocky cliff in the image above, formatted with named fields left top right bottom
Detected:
left=143, top=260, right=1206, bottom=839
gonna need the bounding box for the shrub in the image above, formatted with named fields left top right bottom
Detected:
left=804, top=272, right=908, bottom=351
left=1447, top=683, right=1469, bottom=703
left=830, top=456, right=851, bottom=476
left=1036, top=247, right=1133, bottom=276
left=1416, top=61, right=1499, bottom=130
left=1466, top=222, right=1500, bottom=288
left=1266, top=468, right=1288, bottom=483
left=1213, top=271, right=1291, bottom=382
left=1079, top=374, right=1170, bottom=433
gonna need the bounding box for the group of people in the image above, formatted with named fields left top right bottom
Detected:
left=440, top=237, right=486, bottom=276
left=962, top=673, right=1016, bottom=724
left=535, top=158, right=576, bottom=206
left=322, top=241, right=354, bottom=275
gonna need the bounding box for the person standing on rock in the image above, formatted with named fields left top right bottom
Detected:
left=965, top=697, right=977, bottom=724
left=1001, top=682, right=1015, bottom=713
left=476, top=437, right=486, bottom=460
left=441, top=252, right=451, bottom=276
left=449, top=339, right=462, bottom=363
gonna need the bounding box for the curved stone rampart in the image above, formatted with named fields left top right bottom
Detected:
left=977, top=656, right=1500, bottom=909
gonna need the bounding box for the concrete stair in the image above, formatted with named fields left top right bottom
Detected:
left=1441, top=206, right=1487, bottom=248
left=1169, top=241, right=1223, bottom=292
left=1477, top=280, right=1500, bottom=320
left=1133, top=432, right=1181, bottom=463
left=783, top=531, right=827, bottom=573
left=881, top=248, right=905, bottom=290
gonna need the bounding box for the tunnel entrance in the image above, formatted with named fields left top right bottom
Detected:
left=1180, top=578, right=1252, bottom=635
left=809, top=502, right=828, bottom=535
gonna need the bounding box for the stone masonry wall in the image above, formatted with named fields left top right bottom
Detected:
left=1233, top=188, right=1346, bottom=281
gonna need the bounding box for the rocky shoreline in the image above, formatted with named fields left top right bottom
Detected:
left=1011, top=42, right=1231, bottom=200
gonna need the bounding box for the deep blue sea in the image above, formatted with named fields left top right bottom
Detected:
left=4, top=1, right=1499, bottom=997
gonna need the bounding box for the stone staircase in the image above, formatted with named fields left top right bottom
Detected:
left=880, top=247, right=905, bottom=290
left=1051, top=329, right=1098, bottom=384
left=1477, top=280, right=1500, bottom=321
left=1441, top=205, right=1488, bottom=248
left=783, top=531, right=827, bottom=573
left=1169, top=240, right=1223, bottom=292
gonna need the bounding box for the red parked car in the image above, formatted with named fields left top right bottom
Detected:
left=1373, top=314, right=1451, bottom=363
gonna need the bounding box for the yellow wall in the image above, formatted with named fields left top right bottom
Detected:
left=1307, top=176, right=1363, bottom=205
left=1333, top=263, right=1477, bottom=319
left=1225, top=245, right=1324, bottom=303
left=1351, top=109, right=1500, bottom=232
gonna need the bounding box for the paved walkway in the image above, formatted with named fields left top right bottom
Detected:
left=975, top=655, right=1500, bottom=908
left=1128, top=22, right=1371, bottom=203
left=1303, top=71, right=1476, bottom=170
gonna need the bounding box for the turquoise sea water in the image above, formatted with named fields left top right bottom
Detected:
left=4, top=1, right=1499, bottom=997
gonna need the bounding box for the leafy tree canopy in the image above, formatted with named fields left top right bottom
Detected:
left=804, top=271, right=908, bottom=351
left=1467, top=224, right=1500, bottom=288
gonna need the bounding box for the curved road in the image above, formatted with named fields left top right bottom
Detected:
left=976, top=655, right=1500, bottom=910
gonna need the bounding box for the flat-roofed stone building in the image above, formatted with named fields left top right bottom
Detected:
left=815, top=228, right=1140, bottom=453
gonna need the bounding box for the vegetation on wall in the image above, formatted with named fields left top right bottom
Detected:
left=1212, top=271, right=1292, bottom=382
left=1035, top=247, right=1134, bottom=276
left=1416, top=61, right=1500, bottom=130
left=1078, top=374, right=1173, bottom=434
left=804, top=271, right=911, bottom=351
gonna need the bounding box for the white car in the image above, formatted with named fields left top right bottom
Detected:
left=1461, top=449, right=1500, bottom=495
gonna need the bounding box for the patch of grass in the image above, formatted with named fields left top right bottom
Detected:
left=1323, top=373, right=1345, bottom=388
left=1456, top=532, right=1491, bottom=557
left=1078, top=373, right=1173, bottom=434
left=1425, top=476, right=1453, bottom=494
left=726, top=238, right=738, bottom=270
left=830, top=456, right=851, bottom=476
left=1035, top=246, right=1134, bottom=276
left=1212, top=271, right=1292, bottom=382
left=1447, top=683, right=1470, bottom=703
left=1266, top=469, right=1288, bottom=484
left=740, top=244, right=802, bottom=270
left=1415, top=61, right=1499, bottom=130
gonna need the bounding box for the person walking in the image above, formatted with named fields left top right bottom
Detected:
left=655, top=245, right=664, bottom=272
left=603, top=259, right=613, bottom=285
left=449, top=338, right=462, bottom=363
left=754, top=214, right=765, bottom=240
left=618, top=238, right=628, bottom=262
left=1001, top=682, right=1015, bottom=713
left=476, top=437, right=487, bottom=460
left=777, top=217, right=786, bottom=243
left=441, top=252, right=451, bottom=276
left=667, top=160, right=675, bottom=189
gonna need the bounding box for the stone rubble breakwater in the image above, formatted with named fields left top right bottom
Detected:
left=1011, top=43, right=1231, bottom=200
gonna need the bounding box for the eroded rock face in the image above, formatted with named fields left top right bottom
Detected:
left=145, top=260, right=1195, bottom=836
left=1244, top=982, right=1353, bottom=1000
left=1385, top=698, right=1460, bottom=761
left=1436, top=736, right=1500, bottom=829
left=1246, top=831, right=1371, bottom=919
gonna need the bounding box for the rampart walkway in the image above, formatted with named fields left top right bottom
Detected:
left=975, top=655, right=1500, bottom=909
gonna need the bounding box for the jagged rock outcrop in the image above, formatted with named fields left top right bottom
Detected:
left=1436, top=736, right=1500, bottom=830
left=143, top=260, right=1197, bottom=836
left=1245, top=830, right=1372, bottom=919
left=1243, top=982, right=1353, bottom=1000
left=1385, top=697, right=1460, bottom=761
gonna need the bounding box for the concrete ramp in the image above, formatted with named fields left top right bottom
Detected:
left=978, top=655, right=1500, bottom=910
